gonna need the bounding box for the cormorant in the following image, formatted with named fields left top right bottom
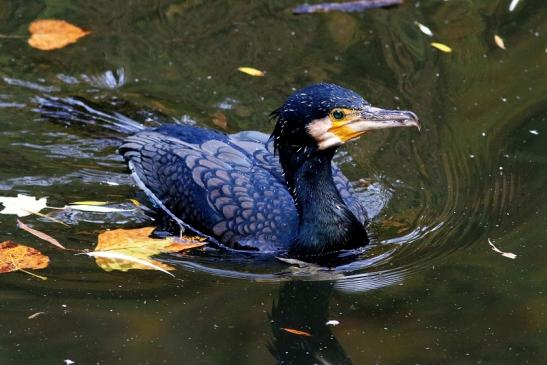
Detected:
left=118, top=83, right=419, bottom=256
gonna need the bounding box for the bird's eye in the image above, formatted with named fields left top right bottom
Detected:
left=332, top=110, right=345, bottom=120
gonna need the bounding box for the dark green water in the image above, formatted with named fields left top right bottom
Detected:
left=1, top=1, right=546, bottom=364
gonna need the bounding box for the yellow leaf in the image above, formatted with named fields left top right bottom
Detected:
left=280, top=328, right=312, bottom=337
left=0, top=241, right=49, bottom=274
left=92, top=227, right=205, bottom=273
left=28, top=19, right=90, bottom=51
left=69, top=201, right=110, bottom=206
left=494, top=35, right=506, bottom=50
left=237, top=67, right=265, bottom=77
left=128, top=199, right=141, bottom=207
left=430, top=42, right=452, bottom=53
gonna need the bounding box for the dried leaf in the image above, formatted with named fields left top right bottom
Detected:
left=67, top=204, right=133, bottom=213
left=0, top=241, right=49, bottom=274
left=28, top=19, right=90, bottom=51
left=281, top=328, right=312, bottom=337
left=494, top=35, right=506, bottom=50
left=91, top=227, right=205, bottom=274
left=0, top=194, right=47, bottom=217
left=237, top=67, right=265, bottom=77
left=415, top=21, right=433, bottom=37
left=212, top=111, right=228, bottom=130
left=430, top=42, right=452, bottom=53
left=28, top=312, right=45, bottom=319
left=17, top=219, right=66, bottom=250
left=488, top=238, right=517, bottom=259
left=293, top=0, right=403, bottom=14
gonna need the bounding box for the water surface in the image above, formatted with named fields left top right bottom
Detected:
left=0, top=1, right=546, bottom=364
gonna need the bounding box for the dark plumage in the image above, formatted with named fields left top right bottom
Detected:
left=119, top=83, right=419, bottom=256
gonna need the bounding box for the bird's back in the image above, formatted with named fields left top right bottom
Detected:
left=119, top=124, right=366, bottom=253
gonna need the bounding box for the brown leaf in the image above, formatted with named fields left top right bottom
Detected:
left=28, top=19, right=90, bottom=51
left=92, top=227, right=205, bottom=273
left=281, top=328, right=312, bottom=337
left=212, top=111, right=228, bottom=130
left=17, top=219, right=66, bottom=250
left=0, top=241, right=49, bottom=274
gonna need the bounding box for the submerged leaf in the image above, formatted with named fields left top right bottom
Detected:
left=28, top=19, right=90, bottom=51
left=0, top=241, right=49, bottom=274
left=84, top=250, right=175, bottom=277
left=237, top=67, right=265, bottom=77
left=494, top=35, right=506, bottom=50
left=430, top=42, right=452, bottom=53
left=91, top=227, right=205, bottom=274
left=212, top=111, right=228, bottom=130
left=0, top=194, right=47, bottom=217
left=17, top=219, right=66, bottom=250
left=281, top=328, right=312, bottom=337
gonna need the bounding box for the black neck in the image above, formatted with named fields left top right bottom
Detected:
left=278, top=145, right=367, bottom=255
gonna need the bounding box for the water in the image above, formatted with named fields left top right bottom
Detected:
left=1, top=1, right=546, bottom=363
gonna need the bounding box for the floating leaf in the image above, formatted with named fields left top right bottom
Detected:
left=281, top=328, right=312, bottom=337
left=28, top=19, right=90, bottom=51
left=67, top=204, right=133, bottom=213
left=430, top=42, right=452, bottom=53
left=509, top=0, right=520, bottom=12
left=0, top=194, right=47, bottom=217
left=90, top=227, right=205, bottom=274
left=0, top=241, right=49, bottom=274
left=128, top=199, right=141, bottom=207
left=293, top=0, right=403, bottom=14
left=69, top=201, right=110, bottom=206
left=237, top=67, right=265, bottom=77
left=17, top=219, right=66, bottom=250
left=494, top=35, right=506, bottom=50
left=488, top=238, right=517, bottom=259
left=28, top=312, right=46, bottom=319
left=415, top=21, right=433, bottom=37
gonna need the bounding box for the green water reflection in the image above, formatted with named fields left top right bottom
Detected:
left=0, top=0, right=546, bottom=364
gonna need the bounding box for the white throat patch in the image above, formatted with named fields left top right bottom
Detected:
left=307, top=116, right=343, bottom=150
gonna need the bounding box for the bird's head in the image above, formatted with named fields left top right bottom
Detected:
left=271, top=83, right=420, bottom=152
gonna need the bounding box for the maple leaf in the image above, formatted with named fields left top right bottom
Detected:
left=28, top=19, right=90, bottom=51
left=0, top=241, right=49, bottom=274
left=0, top=194, right=47, bottom=217
left=89, top=227, right=205, bottom=274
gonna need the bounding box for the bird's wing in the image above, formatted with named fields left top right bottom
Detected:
left=119, top=127, right=297, bottom=251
